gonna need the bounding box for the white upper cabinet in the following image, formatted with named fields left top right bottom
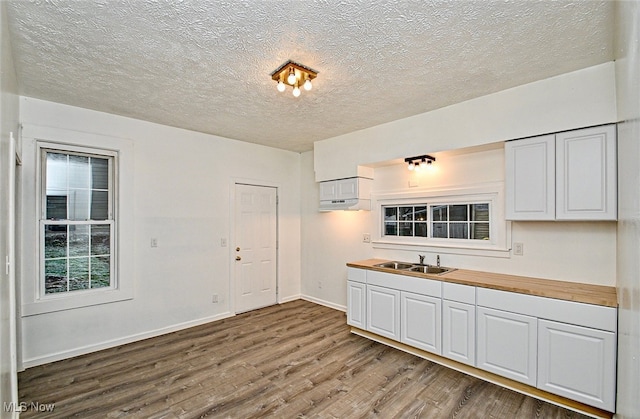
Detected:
left=505, top=125, right=616, bottom=221
left=505, top=134, right=555, bottom=220
left=556, top=125, right=617, bottom=220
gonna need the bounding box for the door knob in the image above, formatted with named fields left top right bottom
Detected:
left=235, top=256, right=241, bottom=261
left=236, top=247, right=240, bottom=252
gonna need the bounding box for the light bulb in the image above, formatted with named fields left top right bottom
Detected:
left=277, top=81, right=286, bottom=92
left=407, top=162, right=415, bottom=171
left=303, top=78, right=312, bottom=91
left=419, top=159, right=427, bottom=170
left=292, top=85, right=301, bottom=97
left=287, top=69, right=297, bottom=85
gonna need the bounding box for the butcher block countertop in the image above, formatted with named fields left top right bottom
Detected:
left=347, top=259, right=617, bottom=308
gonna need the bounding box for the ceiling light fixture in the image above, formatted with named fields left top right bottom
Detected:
left=405, top=155, right=435, bottom=171
left=271, top=60, right=318, bottom=97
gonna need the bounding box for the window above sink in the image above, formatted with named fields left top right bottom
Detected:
left=371, top=182, right=511, bottom=258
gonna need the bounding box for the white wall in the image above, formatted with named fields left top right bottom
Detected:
left=0, top=0, right=20, bottom=414
left=18, top=98, right=301, bottom=367
left=302, top=63, right=619, bottom=310
left=614, top=1, right=640, bottom=417
left=314, top=62, right=617, bottom=181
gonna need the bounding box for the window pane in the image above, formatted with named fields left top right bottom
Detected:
left=399, top=222, right=413, bottom=236
left=69, top=257, right=90, bottom=291
left=69, top=225, right=90, bottom=257
left=399, top=207, right=414, bottom=221
left=68, top=155, right=89, bottom=189
left=384, top=207, right=397, bottom=221
left=415, top=206, right=427, bottom=222
left=449, top=205, right=468, bottom=221
left=472, top=203, right=489, bottom=221
left=46, top=153, right=67, bottom=192
left=415, top=222, right=427, bottom=237
left=91, top=224, right=110, bottom=256
left=68, top=189, right=90, bottom=220
left=449, top=222, right=469, bottom=239
left=45, top=259, right=67, bottom=294
left=471, top=223, right=490, bottom=240
left=432, top=205, right=447, bottom=221
left=90, top=191, right=109, bottom=220
left=384, top=223, right=397, bottom=236
left=432, top=222, right=448, bottom=238
left=46, top=194, right=67, bottom=219
left=91, top=256, right=111, bottom=288
left=45, top=225, right=67, bottom=258
left=91, top=157, right=109, bottom=190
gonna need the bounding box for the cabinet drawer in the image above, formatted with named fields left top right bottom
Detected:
left=347, top=267, right=366, bottom=283
left=443, top=282, right=475, bottom=304
left=367, top=270, right=441, bottom=297
left=477, top=287, right=616, bottom=332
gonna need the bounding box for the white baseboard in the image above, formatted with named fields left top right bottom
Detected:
left=279, top=294, right=301, bottom=304
left=21, top=311, right=235, bottom=369
left=301, top=294, right=346, bottom=312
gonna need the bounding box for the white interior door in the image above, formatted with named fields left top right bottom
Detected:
left=234, top=184, right=277, bottom=313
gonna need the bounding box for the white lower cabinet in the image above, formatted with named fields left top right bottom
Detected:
left=366, top=284, right=401, bottom=341
left=477, top=306, right=537, bottom=386
left=401, top=291, right=441, bottom=354
left=537, top=319, right=616, bottom=412
left=442, top=300, right=475, bottom=366
left=346, top=281, right=366, bottom=329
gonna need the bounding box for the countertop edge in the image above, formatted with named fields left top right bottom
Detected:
left=347, top=259, right=617, bottom=308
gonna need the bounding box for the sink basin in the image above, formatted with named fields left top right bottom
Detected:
left=374, top=261, right=414, bottom=270
left=408, top=265, right=455, bottom=275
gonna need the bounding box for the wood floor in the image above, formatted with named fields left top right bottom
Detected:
left=18, top=300, right=591, bottom=418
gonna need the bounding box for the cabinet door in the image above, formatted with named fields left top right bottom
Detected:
left=477, top=307, right=537, bottom=386
left=366, top=284, right=401, bottom=341
left=556, top=125, right=617, bottom=220
left=337, top=178, right=358, bottom=200
left=442, top=300, right=475, bottom=366
left=538, top=320, right=616, bottom=411
left=505, top=134, right=555, bottom=220
left=401, top=292, right=441, bottom=354
left=319, top=180, right=337, bottom=201
left=347, top=281, right=366, bottom=329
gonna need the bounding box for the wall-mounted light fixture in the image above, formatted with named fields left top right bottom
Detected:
left=271, top=60, right=318, bottom=97
left=405, top=155, right=436, bottom=171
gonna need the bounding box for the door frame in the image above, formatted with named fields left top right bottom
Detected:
left=229, top=178, right=279, bottom=315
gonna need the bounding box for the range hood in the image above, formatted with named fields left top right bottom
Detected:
left=319, top=198, right=371, bottom=212
left=318, top=177, right=372, bottom=212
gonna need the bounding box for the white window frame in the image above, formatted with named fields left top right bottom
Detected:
left=372, top=182, right=511, bottom=257
left=39, top=145, right=117, bottom=298
left=21, top=125, right=134, bottom=316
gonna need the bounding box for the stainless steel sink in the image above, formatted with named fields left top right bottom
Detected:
left=374, top=261, right=414, bottom=270
left=408, top=265, right=455, bottom=275
left=374, top=261, right=455, bottom=275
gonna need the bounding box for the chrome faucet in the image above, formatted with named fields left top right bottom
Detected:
left=436, top=255, right=441, bottom=268
left=418, top=254, right=425, bottom=265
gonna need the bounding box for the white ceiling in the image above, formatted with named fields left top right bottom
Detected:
left=5, top=1, right=615, bottom=153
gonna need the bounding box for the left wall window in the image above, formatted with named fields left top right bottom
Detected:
left=40, top=146, right=116, bottom=296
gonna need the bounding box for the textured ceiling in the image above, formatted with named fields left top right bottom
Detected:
left=5, top=1, right=614, bottom=152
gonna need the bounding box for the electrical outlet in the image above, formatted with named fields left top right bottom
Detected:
left=513, top=242, right=524, bottom=256
left=150, top=238, right=158, bottom=248
left=363, top=233, right=371, bottom=243
left=212, top=294, right=218, bottom=303
left=318, top=281, right=323, bottom=289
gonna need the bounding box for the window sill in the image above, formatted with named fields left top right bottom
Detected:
left=372, top=240, right=511, bottom=258
left=22, top=287, right=133, bottom=316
